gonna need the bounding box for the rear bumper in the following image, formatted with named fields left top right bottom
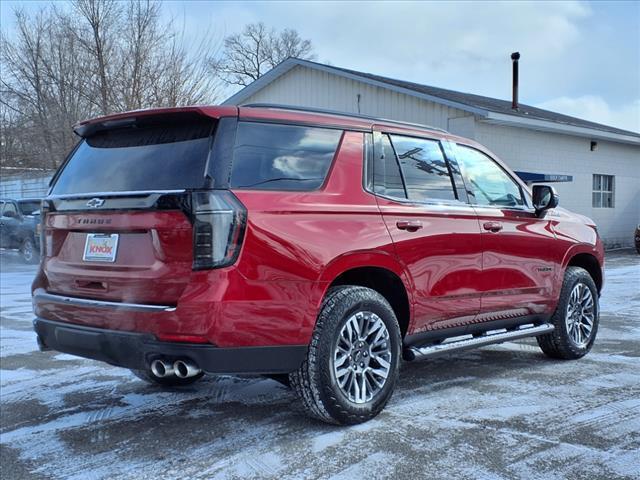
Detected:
left=33, top=318, right=307, bottom=375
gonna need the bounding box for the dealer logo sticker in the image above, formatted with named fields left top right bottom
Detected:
left=83, top=233, right=119, bottom=262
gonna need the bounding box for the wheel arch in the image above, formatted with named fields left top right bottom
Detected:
left=316, top=252, right=413, bottom=338
left=566, top=252, right=603, bottom=294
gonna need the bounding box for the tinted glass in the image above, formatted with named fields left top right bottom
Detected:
left=231, top=122, right=342, bottom=190
left=51, top=120, right=214, bottom=194
left=2, top=202, right=18, bottom=217
left=18, top=201, right=41, bottom=215
left=390, top=135, right=456, bottom=201
left=456, top=145, right=524, bottom=207
left=373, top=134, right=406, bottom=198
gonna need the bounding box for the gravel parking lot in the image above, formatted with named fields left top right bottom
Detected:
left=1, top=251, right=639, bottom=480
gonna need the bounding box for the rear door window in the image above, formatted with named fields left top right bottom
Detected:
left=373, top=134, right=457, bottom=202
left=51, top=118, right=215, bottom=195
left=231, top=122, right=342, bottom=191
left=390, top=135, right=457, bottom=202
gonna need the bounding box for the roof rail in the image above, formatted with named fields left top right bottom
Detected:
left=242, top=103, right=449, bottom=134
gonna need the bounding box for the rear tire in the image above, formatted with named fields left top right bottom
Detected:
left=289, top=286, right=401, bottom=425
left=537, top=266, right=599, bottom=359
left=130, top=368, right=204, bottom=387
left=20, top=237, right=39, bottom=264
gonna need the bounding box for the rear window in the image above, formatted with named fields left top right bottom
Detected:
left=18, top=201, right=41, bottom=215
left=51, top=118, right=214, bottom=195
left=230, top=122, right=342, bottom=191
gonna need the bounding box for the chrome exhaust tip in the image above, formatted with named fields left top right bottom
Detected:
left=150, top=359, right=174, bottom=378
left=173, top=359, right=201, bottom=378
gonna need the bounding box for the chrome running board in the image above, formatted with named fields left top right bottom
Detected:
left=404, top=323, right=554, bottom=361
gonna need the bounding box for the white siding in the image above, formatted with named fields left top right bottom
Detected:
left=240, top=64, right=640, bottom=249
left=475, top=122, right=640, bottom=248
left=242, top=65, right=469, bottom=131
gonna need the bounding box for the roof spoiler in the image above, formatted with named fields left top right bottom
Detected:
left=73, top=106, right=238, bottom=138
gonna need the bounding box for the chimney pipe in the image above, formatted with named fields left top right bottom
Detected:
left=511, top=52, right=520, bottom=110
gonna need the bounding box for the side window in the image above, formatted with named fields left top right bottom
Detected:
left=2, top=202, right=18, bottom=217
left=373, top=134, right=406, bottom=198
left=231, top=122, right=342, bottom=191
left=455, top=145, right=524, bottom=207
left=390, top=135, right=457, bottom=201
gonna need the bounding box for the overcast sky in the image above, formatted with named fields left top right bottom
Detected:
left=2, top=0, right=638, bottom=132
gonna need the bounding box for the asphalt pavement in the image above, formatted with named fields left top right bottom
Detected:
left=1, top=250, right=639, bottom=479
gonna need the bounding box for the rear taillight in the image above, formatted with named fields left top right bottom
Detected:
left=192, top=191, right=247, bottom=270
left=40, top=200, right=51, bottom=256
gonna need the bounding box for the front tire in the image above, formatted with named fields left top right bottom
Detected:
left=289, top=286, right=401, bottom=425
left=537, top=266, right=599, bottom=359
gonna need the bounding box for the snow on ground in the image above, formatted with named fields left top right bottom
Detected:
left=1, top=250, right=639, bottom=479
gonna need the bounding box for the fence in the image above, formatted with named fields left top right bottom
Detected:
left=0, top=171, right=54, bottom=199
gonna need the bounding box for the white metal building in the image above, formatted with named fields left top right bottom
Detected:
left=224, top=58, right=640, bottom=249
left=0, top=170, right=53, bottom=200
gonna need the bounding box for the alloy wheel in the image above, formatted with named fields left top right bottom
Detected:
left=333, top=311, right=392, bottom=404
left=565, top=282, right=595, bottom=347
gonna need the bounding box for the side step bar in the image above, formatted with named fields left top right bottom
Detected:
left=404, top=323, right=554, bottom=361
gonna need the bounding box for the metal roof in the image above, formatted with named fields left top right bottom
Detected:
left=224, top=58, right=640, bottom=144
left=327, top=63, right=639, bottom=138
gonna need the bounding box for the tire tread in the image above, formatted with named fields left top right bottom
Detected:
left=537, top=266, right=599, bottom=360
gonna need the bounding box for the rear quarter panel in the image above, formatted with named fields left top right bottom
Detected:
left=228, top=130, right=409, bottom=346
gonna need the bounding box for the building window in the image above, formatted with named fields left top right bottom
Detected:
left=592, top=174, right=614, bottom=208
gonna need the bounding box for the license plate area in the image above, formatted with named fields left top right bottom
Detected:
left=83, top=233, right=119, bottom=262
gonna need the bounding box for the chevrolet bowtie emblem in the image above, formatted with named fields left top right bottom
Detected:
left=86, top=198, right=105, bottom=208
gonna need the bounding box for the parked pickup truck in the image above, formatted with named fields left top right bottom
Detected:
left=1, top=198, right=41, bottom=263
left=32, top=105, right=603, bottom=424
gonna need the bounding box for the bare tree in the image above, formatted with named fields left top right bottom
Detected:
left=217, top=22, right=315, bottom=86
left=71, top=0, right=121, bottom=115
left=0, top=9, right=70, bottom=169
left=1, top=0, right=222, bottom=170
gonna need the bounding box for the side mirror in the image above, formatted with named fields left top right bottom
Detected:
left=532, top=185, right=559, bottom=216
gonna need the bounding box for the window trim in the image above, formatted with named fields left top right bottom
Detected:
left=367, top=130, right=467, bottom=206
left=386, top=134, right=410, bottom=199
left=592, top=173, right=615, bottom=209
left=453, top=143, right=532, bottom=212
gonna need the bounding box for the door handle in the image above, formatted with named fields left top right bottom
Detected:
left=483, top=221, right=503, bottom=232
left=396, top=220, right=423, bottom=232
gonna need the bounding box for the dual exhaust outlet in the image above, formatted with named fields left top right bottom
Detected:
left=150, top=359, right=201, bottom=379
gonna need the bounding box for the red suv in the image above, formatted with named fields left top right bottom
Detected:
left=33, top=105, right=604, bottom=424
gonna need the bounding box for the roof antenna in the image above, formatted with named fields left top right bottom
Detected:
left=511, top=52, right=520, bottom=110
